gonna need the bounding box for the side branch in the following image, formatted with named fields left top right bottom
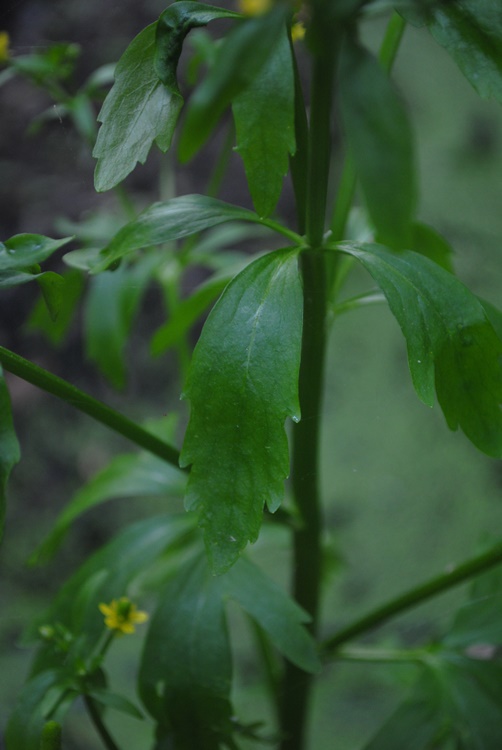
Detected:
left=0, top=345, right=182, bottom=469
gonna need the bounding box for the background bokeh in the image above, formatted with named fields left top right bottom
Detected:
left=1, top=1, right=502, bottom=748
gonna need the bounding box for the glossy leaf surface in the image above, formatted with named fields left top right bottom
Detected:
left=338, top=242, right=502, bottom=456
left=179, top=5, right=288, bottom=161
left=232, top=23, right=295, bottom=217
left=339, top=37, right=416, bottom=249
left=91, top=195, right=266, bottom=273
left=0, top=366, right=20, bottom=540
left=181, top=249, right=303, bottom=573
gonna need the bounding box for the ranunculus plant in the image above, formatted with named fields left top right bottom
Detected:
left=1, top=0, right=502, bottom=748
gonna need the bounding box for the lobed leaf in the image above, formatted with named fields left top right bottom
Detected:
left=93, top=5, right=239, bottom=191
left=339, top=36, right=416, bottom=249
left=0, top=366, right=20, bottom=541
left=232, top=22, right=295, bottom=217
left=93, top=23, right=178, bottom=191
left=337, top=242, right=502, bottom=457
left=180, top=248, right=303, bottom=573
left=90, top=195, right=267, bottom=273
left=179, top=5, right=289, bottom=161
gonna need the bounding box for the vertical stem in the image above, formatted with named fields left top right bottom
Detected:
left=305, top=50, right=337, bottom=247
left=84, top=695, right=120, bottom=750
left=279, top=22, right=338, bottom=748
left=280, top=250, right=328, bottom=750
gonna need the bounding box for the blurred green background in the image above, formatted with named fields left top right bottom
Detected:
left=1, top=1, right=501, bottom=748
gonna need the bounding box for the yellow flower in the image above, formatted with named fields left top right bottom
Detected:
left=291, top=21, right=306, bottom=42
left=238, top=0, right=273, bottom=16
left=0, top=32, right=10, bottom=63
left=99, top=597, right=148, bottom=635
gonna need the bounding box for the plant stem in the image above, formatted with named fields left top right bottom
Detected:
left=288, top=41, right=309, bottom=236
left=279, top=250, right=328, bottom=750
left=84, top=695, right=120, bottom=750
left=0, top=345, right=182, bottom=469
left=322, top=540, right=502, bottom=655
left=305, top=51, right=337, bottom=247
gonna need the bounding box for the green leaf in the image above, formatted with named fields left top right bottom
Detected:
left=337, top=242, right=502, bottom=457
left=93, top=5, right=238, bottom=192
left=139, top=555, right=235, bottom=749
left=154, top=2, right=240, bottom=88
left=0, top=234, right=72, bottom=271
left=5, top=671, right=75, bottom=750
left=180, top=248, right=303, bottom=573
left=30, top=514, right=195, bottom=675
left=40, top=721, right=62, bottom=750
left=84, top=255, right=157, bottom=388
left=86, top=688, right=144, bottom=720
left=93, top=23, right=179, bottom=192
left=428, top=1, right=502, bottom=102
left=151, top=274, right=230, bottom=356
left=232, top=23, right=295, bottom=218
left=26, top=269, right=85, bottom=345
left=362, top=670, right=444, bottom=750
left=224, top=557, right=321, bottom=673
left=445, top=593, right=502, bottom=649
left=339, top=36, right=416, bottom=249
left=31, top=439, right=186, bottom=565
left=91, top=195, right=268, bottom=273
left=179, top=5, right=289, bottom=162
left=0, top=366, right=20, bottom=541
left=410, top=222, right=454, bottom=273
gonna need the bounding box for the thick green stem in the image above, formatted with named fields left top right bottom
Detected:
left=305, top=51, right=337, bottom=247
left=0, top=345, right=182, bottom=469
left=323, top=540, right=502, bottom=655
left=279, top=250, right=328, bottom=750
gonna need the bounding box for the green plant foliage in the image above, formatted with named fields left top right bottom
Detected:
left=428, top=1, right=502, bottom=102
left=139, top=555, right=235, bottom=749
left=338, top=242, right=502, bottom=457
left=31, top=439, right=186, bottom=564
left=84, top=255, right=159, bottom=388
left=93, top=23, right=177, bottom=191
left=339, top=36, right=416, bottom=249
left=232, top=24, right=295, bottom=218
left=180, top=248, right=303, bottom=573
left=30, top=514, right=194, bottom=673
left=178, top=4, right=289, bottom=161
left=0, top=367, right=20, bottom=539
left=89, top=195, right=287, bottom=273
left=5, top=671, right=76, bottom=750
left=39, top=721, right=62, bottom=750
left=26, top=269, right=85, bottom=345
left=223, top=557, right=321, bottom=673
left=140, top=553, right=318, bottom=747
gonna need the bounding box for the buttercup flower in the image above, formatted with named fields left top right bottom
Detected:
left=0, top=32, right=10, bottom=63
left=99, top=597, right=148, bottom=635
